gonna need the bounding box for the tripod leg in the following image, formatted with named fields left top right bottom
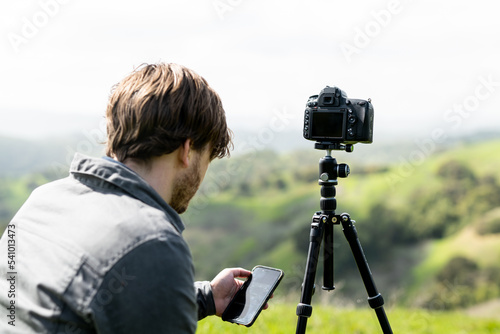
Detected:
left=295, top=214, right=324, bottom=334
left=323, top=222, right=335, bottom=291
left=340, top=213, right=393, bottom=334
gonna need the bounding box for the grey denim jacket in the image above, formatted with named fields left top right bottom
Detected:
left=0, top=153, right=215, bottom=333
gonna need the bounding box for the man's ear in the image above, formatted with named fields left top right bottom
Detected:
left=178, top=139, right=192, bottom=168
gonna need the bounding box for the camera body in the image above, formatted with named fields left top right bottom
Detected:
left=303, top=86, right=374, bottom=145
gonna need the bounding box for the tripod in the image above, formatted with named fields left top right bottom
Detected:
left=295, top=143, right=393, bottom=334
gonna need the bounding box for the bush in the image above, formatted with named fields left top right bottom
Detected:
left=476, top=207, right=500, bottom=235
left=420, top=256, right=500, bottom=310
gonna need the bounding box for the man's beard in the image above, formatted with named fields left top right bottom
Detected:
left=170, top=157, right=202, bottom=214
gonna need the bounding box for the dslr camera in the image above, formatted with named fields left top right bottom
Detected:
left=303, top=86, right=374, bottom=148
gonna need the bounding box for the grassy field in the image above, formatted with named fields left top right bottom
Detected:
left=198, top=304, right=500, bottom=333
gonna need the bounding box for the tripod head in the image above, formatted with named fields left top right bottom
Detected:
left=318, top=151, right=349, bottom=217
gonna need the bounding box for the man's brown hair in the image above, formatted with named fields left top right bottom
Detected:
left=105, top=63, right=232, bottom=161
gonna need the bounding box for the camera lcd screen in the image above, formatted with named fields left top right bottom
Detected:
left=311, top=111, right=344, bottom=139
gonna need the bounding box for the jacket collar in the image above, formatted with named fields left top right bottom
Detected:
left=69, top=153, right=185, bottom=233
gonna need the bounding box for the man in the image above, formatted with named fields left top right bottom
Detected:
left=0, top=63, right=252, bottom=333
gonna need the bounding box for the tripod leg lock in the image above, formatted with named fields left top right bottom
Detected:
left=367, top=293, right=385, bottom=309
left=296, top=303, right=313, bottom=318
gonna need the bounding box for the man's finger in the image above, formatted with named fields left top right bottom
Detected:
left=229, top=267, right=252, bottom=278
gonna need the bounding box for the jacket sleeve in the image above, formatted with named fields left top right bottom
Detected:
left=194, top=281, right=216, bottom=320
left=89, top=236, right=197, bottom=334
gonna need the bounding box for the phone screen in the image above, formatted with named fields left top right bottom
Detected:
left=222, top=266, right=284, bottom=327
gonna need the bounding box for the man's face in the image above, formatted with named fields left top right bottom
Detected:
left=170, top=147, right=211, bottom=214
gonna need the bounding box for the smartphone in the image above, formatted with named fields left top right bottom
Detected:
left=222, top=265, right=284, bottom=327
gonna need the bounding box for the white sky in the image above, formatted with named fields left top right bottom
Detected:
left=0, top=0, right=499, bottom=147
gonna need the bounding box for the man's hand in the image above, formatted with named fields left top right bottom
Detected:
left=210, top=267, right=251, bottom=316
